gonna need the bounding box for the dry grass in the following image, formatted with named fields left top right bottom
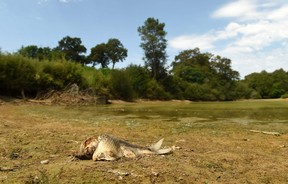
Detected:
left=0, top=100, right=288, bottom=183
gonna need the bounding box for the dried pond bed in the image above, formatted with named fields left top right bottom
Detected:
left=0, top=100, right=288, bottom=183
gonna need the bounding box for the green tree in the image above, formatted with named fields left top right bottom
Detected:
left=106, top=38, right=128, bottom=69
left=89, top=39, right=127, bottom=69
left=109, top=70, right=134, bottom=101
left=270, top=69, right=288, bottom=98
left=172, top=48, right=212, bottom=84
left=0, top=55, right=37, bottom=98
left=244, top=71, right=272, bottom=98
left=171, top=48, right=240, bottom=101
left=18, top=45, right=53, bottom=60
left=210, top=56, right=239, bottom=82
left=89, top=43, right=109, bottom=68
left=171, top=48, right=212, bottom=100
left=18, top=45, right=39, bottom=59
left=146, top=79, right=171, bottom=100
left=37, top=47, right=52, bottom=60
left=39, top=61, right=83, bottom=90
left=56, top=36, right=87, bottom=64
left=125, top=64, right=150, bottom=98
left=244, top=69, right=288, bottom=98
left=210, top=55, right=240, bottom=100
left=138, top=17, right=168, bottom=80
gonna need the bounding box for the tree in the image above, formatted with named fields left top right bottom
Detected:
left=88, top=38, right=127, bottom=69
left=171, top=48, right=240, bottom=101
left=244, top=69, right=288, bottom=98
left=37, top=47, right=52, bottom=60
left=0, top=55, right=37, bottom=98
left=210, top=56, right=240, bottom=82
left=18, top=45, right=53, bottom=60
left=109, top=70, right=134, bottom=101
left=89, top=43, right=109, bottom=68
left=18, top=45, right=39, bottom=59
left=138, top=17, right=168, bottom=81
left=125, top=64, right=150, bottom=98
left=244, top=71, right=272, bottom=98
left=172, top=48, right=212, bottom=84
left=106, top=38, right=128, bottom=69
left=56, top=36, right=87, bottom=64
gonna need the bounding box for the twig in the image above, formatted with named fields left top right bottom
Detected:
left=250, top=130, right=280, bottom=136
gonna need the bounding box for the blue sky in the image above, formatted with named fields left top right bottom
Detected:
left=0, top=0, right=288, bottom=78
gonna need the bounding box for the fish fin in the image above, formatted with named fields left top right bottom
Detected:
left=156, top=148, right=173, bottom=155
left=150, top=138, right=164, bottom=151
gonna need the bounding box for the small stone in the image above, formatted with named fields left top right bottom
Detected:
left=0, top=167, right=14, bottom=171
left=172, top=145, right=181, bottom=150
left=40, top=160, right=49, bottom=164
left=151, top=171, right=159, bottom=176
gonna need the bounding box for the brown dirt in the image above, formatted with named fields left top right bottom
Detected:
left=0, top=102, right=287, bottom=183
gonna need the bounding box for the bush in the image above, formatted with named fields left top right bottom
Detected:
left=81, top=67, right=110, bottom=94
left=234, top=81, right=253, bottom=99
left=109, top=70, right=134, bottom=101
left=183, top=83, right=203, bottom=101
left=281, top=93, right=288, bottom=99
left=39, top=60, right=83, bottom=90
left=250, top=90, right=262, bottom=99
left=146, top=79, right=171, bottom=100
left=125, top=65, right=150, bottom=98
left=0, top=54, right=37, bottom=97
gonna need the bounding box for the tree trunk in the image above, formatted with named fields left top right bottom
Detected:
left=20, top=89, right=26, bottom=99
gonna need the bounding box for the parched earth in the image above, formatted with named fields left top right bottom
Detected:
left=0, top=101, right=288, bottom=183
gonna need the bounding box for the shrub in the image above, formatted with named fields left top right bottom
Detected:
left=39, top=60, right=83, bottom=90
left=0, top=54, right=37, bottom=97
left=146, top=79, right=171, bottom=100
left=125, top=65, right=150, bottom=98
left=281, top=93, right=288, bottom=99
left=109, top=70, right=134, bottom=101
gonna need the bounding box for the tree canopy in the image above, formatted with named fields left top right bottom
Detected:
left=18, top=45, right=54, bottom=60
left=171, top=48, right=240, bottom=100
left=56, top=36, right=87, bottom=64
left=106, top=38, right=128, bottom=69
left=138, top=17, right=168, bottom=81
left=89, top=43, right=109, bottom=68
left=88, top=38, right=127, bottom=69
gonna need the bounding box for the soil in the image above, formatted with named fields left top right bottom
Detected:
left=0, top=100, right=287, bottom=183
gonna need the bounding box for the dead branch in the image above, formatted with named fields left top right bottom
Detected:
left=250, top=130, right=280, bottom=136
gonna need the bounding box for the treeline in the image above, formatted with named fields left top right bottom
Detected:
left=16, top=36, right=127, bottom=69
left=1, top=17, right=288, bottom=101
left=1, top=50, right=287, bottom=101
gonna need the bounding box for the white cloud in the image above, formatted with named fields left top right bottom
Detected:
left=168, top=0, right=288, bottom=77
left=268, top=5, right=288, bottom=20
left=212, top=0, right=259, bottom=20
left=169, top=34, right=215, bottom=50
left=227, top=44, right=288, bottom=77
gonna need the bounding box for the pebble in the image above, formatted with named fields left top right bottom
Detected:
left=40, top=160, right=49, bottom=164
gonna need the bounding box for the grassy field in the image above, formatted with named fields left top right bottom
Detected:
left=0, top=100, right=288, bottom=183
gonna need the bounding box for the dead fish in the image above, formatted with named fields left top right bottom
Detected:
left=74, top=134, right=172, bottom=161
left=92, top=134, right=172, bottom=161
left=73, top=136, right=99, bottom=160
